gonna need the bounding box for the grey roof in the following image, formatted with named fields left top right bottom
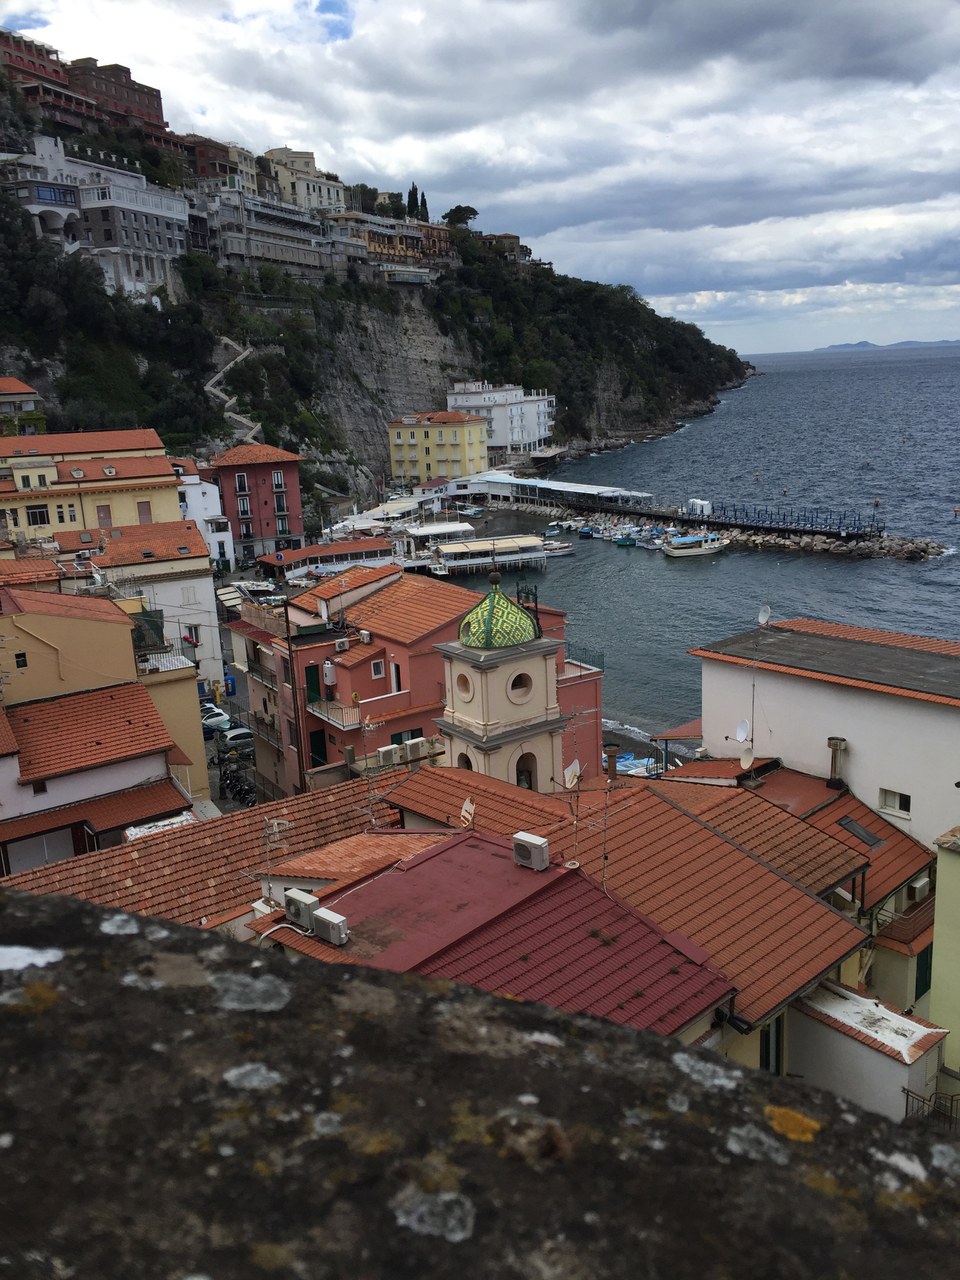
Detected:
left=697, top=624, right=960, bottom=700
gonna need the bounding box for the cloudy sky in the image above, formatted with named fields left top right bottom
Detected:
left=6, top=0, right=960, bottom=353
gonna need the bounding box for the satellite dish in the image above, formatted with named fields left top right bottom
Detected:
left=459, top=798, right=475, bottom=828
left=563, top=759, right=582, bottom=790
left=735, top=719, right=750, bottom=743
left=758, top=604, right=771, bottom=626
left=740, top=746, right=755, bottom=770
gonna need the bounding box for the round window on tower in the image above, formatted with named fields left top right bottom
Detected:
left=507, top=670, right=534, bottom=704
left=456, top=671, right=474, bottom=702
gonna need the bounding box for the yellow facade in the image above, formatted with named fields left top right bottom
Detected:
left=139, top=662, right=210, bottom=802
left=389, top=414, right=488, bottom=485
left=0, top=603, right=137, bottom=703
left=4, top=468, right=182, bottom=539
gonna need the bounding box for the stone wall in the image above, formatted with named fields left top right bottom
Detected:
left=2, top=886, right=960, bottom=1278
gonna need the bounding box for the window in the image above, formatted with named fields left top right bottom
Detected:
left=32, top=780, right=46, bottom=795
left=424, top=446, right=430, bottom=456
left=235, top=473, right=249, bottom=494
left=277, top=517, right=289, bottom=535
left=837, top=815, right=882, bottom=848
left=96, top=504, right=112, bottom=529
left=137, top=500, right=153, bottom=524
left=390, top=727, right=423, bottom=745
left=237, top=495, right=251, bottom=517
left=916, top=942, right=934, bottom=1001
left=184, top=625, right=201, bottom=648
left=55, top=504, right=65, bottom=524
left=68, top=504, right=76, bottom=524
left=371, top=659, right=385, bottom=679
left=274, top=494, right=287, bottom=514
left=272, top=470, right=284, bottom=489
left=14, top=652, right=27, bottom=668
left=395, top=430, right=402, bottom=442
left=879, top=788, right=912, bottom=817
left=760, top=1014, right=784, bottom=1074
left=25, top=505, right=49, bottom=527
left=281, top=657, right=291, bottom=686
left=240, top=521, right=253, bottom=539
left=36, top=473, right=47, bottom=488
left=20, top=474, right=30, bottom=489
left=287, top=719, right=298, bottom=748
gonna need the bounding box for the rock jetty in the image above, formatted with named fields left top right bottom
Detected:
left=722, top=528, right=945, bottom=560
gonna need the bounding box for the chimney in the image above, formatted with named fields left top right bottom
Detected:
left=603, top=741, right=619, bottom=783
left=826, top=736, right=847, bottom=790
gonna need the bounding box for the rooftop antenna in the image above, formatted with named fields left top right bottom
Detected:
left=748, top=603, right=771, bottom=765
left=263, top=817, right=293, bottom=906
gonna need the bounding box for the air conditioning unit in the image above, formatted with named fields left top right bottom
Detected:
left=312, top=906, right=349, bottom=946
left=512, top=832, right=550, bottom=871
left=359, top=629, right=372, bottom=644
left=75, top=549, right=91, bottom=561
left=334, top=637, right=349, bottom=653
left=401, top=736, right=429, bottom=762
left=377, top=744, right=402, bottom=767
left=284, top=888, right=319, bottom=926
left=908, top=874, right=931, bottom=903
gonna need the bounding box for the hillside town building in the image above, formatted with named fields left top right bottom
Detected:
left=446, top=380, right=556, bottom=458
left=205, top=443, right=303, bottom=561
left=388, top=410, right=488, bottom=485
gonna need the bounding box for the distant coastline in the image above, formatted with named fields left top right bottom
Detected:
left=814, top=339, right=960, bottom=352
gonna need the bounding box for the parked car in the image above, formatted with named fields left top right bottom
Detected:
left=201, top=708, right=233, bottom=738
left=215, top=725, right=255, bottom=759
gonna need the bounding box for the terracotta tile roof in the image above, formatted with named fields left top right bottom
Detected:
left=54, top=457, right=176, bottom=483
left=227, top=619, right=278, bottom=646
left=0, top=429, right=163, bottom=457
left=417, top=872, right=734, bottom=1037
left=387, top=766, right=578, bottom=835
left=212, top=444, right=301, bottom=466
left=273, top=830, right=446, bottom=882
left=663, top=758, right=777, bottom=783
left=5, top=776, right=401, bottom=925
left=290, top=564, right=399, bottom=608
left=793, top=981, right=948, bottom=1064
left=648, top=779, right=869, bottom=895
left=70, top=521, right=209, bottom=568
left=543, top=786, right=868, bottom=1027
left=752, top=768, right=935, bottom=908
left=652, top=717, right=703, bottom=740
left=7, top=683, right=175, bottom=782
left=261, top=540, right=394, bottom=570
left=692, top=618, right=960, bottom=710
left=345, top=573, right=482, bottom=644
left=0, top=559, right=62, bottom=583
left=0, top=586, right=133, bottom=625
left=0, top=706, right=17, bottom=757
left=0, top=779, right=190, bottom=846
left=0, top=378, right=37, bottom=394
left=389, top=411, right=485, bottom=425
left=167, top=457, right=199, bottom=475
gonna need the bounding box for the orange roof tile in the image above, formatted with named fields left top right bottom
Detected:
left=387, top=766, right=578, bottom=835
left=0, top=779, right=190, bottom=846
left=751, top=768, right=935, bottom=908
left=651, top=717, right=703, bottom=740
left=56, top=521, right=209, bottom=568
left=0, top=559, right=62, bottom=583
left=793, top=982, right=947, bottom=1064
left=8, top=683, right=175, bottom=782
left=0, top=586, right=133, bottom=625
left=389, top=411, right=485, bottom=426
left=772, top=617, right=960, bottom=658
left=345, top=573, right=482, bottom=644
left=5, top=776, right=401, bottom=925
left=289, top=564, right=399, bottom=608
left=0, top=378, right=37, bottom=395
left=273, top=830, right=445, bottom=881
left=0, top=706, right=16, bottom=757
left=260, top=540, right=394, bottom=569
left=0, top=429, right=163, bottom=457
left=54, top=457, right=176, bottom=483
left=167, top=457, right=199, bottom=475
left=211, top=444, right=301, bottom=466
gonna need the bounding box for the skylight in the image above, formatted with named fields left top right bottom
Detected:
left=837, top=815, right=882, bottom=848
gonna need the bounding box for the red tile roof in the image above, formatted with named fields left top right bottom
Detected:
left=57, top=521, right=209, bottom=568
left=0, top=585, right=133, bottom=625
left=388, top=766, right=577, bottom=834
left=772, top=617, right=960, bottom=658
left=273, top=830, right=447, bottom=882
left=227, top=618, right=279, bottom=646
left=345, top=573, right=482, bottom=644
left=389, top=411, right=485, bottom=425
left=793, top=981, right=948, bottom=1064
left=0, top=429, right=163, bottom=457
left=5, top=776, right=401, bottom=925
left=0, top=706, right=17, bottom=757
left=0, top=779, right=190, bottom=847
left=648, top=779, right=869, bottom=895
left=663, top=758, right=777, bottom=782
left=0, top=378, right=37, bottom=395
left=652, top=717, right=703, bottom=740
left=290, top=564, right=399, bottom=608
left=167, top=457, right=199, bottom=475
left=751, top=768, right=935, bottom=908
left=54, top=457, right=176, bottom=483
left=261, top=540, right=394, bottom=570
left=416, top=872, right=734, bottom=1036
left=212, top=444, right=301, bottom=466
left=7, top=683, right=175, bottom=782
left=0, top=559, right=62, bottom=584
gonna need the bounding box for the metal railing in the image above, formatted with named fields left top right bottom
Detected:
left=248, top=659, right=278, bottom=690
left=303, top=691, right=361, bottom=728
left=903, top=1088, right=960, bottom=1131
left=564, top=641, right=605, bottom=672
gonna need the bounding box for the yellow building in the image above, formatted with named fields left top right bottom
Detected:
left=0, top=428, right=181, bottom=540
left=388, top=411, right=487, bottom=485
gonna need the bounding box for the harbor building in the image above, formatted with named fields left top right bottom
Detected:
left=446, top=380, right=555, bottom=460
left=388, top=411, right=488, bottom=486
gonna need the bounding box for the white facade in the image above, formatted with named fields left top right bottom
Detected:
left=173, top=465, right=235, bottom=571
left=262, top=148, right=346, bottom=213
left=446, top=381, right=555, bottom=454
left=700, top=660, right=960, bottom=853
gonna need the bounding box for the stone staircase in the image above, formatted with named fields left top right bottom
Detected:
left=204, top=338, right=263, bottom=443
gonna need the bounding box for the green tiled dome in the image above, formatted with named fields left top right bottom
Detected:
left=459, top=577, right=541, bottom=649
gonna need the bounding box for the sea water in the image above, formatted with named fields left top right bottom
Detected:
left=454, top=346, right=960, bottom=745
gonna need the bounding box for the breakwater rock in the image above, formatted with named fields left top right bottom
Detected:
left=724, top=529, right=946, bottom=560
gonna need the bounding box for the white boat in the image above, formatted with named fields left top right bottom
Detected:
left=663, top=529, right=729, bottom=558
left=543, top=541, right=576, bottom=557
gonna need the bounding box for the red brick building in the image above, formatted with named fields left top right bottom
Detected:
left=207, top=444, right=303, bottom=561
left=67, top=58, right=166, bottom=128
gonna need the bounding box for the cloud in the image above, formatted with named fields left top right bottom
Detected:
left=7, top=0, right=960, bottom=349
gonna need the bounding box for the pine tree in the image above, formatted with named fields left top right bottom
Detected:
left=419, top=191, right=429, bottom=222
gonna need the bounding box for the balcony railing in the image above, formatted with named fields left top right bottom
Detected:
left=303, top=691, right=361, bottom=729
left=563, top=641, right=605, bottom=672
left=248, top=659, right=278, bottom=690
left=875, top=894, right=935, bottom=944
left=903, top=1088, right=960, bottom=1132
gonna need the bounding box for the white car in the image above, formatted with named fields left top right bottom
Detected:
left=201, top=707, right=232, bottom=738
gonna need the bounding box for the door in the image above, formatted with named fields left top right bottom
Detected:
left=137, top=500, right=153, bottom=524
left=305, top=665, right=321, bottom=703
left=96, top=504, right=112, bottom=528
left=308, top=728, right=327, bottom=767
left=390, top=662, right=402, bottom=693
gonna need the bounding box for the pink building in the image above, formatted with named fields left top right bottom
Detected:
left=206, top=444, right=303, bottom=562
left=229, top=566, right=603, bottom=796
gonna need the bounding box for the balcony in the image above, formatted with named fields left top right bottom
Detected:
left=248, top=659, right=278, bottom=690
left=875, top=893, right=935, bottom=946
left=130, top=608, right=172, bottom=657
left=563, top=641, right=605, bottom=672
left=304, top=692, right=361, bottom=729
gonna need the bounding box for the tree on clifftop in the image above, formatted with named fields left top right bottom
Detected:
left=442, top=205, right=478, bottom=228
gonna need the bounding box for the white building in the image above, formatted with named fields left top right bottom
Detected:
left=446, top=380, right=555, bottom=456
left=170, top=458, right=235, bottom=571
left=262, top=148, right=346, bottom=213
left=693, top=617, right=960, bottom=852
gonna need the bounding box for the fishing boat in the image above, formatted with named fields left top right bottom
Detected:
left=578, top=526, right=596, bottom=539
left=543, top=541, right=576, bottom=557
left=662, top=529, right=729, bottom=558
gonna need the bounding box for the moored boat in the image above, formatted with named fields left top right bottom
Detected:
left=662, top=529, right=729, bottom=558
